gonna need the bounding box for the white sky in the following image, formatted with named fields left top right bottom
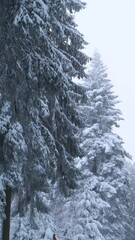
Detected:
left=76, top=0, right=135, bottom=160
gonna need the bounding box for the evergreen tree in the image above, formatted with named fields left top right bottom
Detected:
left=77, top=52, right=132, bottom=240
left=0, top=0, right=88, bottom=238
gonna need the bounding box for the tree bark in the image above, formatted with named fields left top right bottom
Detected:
left=2, top=186, right=12, bottom=240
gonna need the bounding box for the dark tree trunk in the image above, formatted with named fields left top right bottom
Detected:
left=2, top=186, right=12, bottom=240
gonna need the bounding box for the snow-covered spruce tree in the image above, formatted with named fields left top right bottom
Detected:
left=77, top=52, right=132, bottom=240
left=0, top=0, right=88, bottom=238
left=55, top=52, right=132, bottom=240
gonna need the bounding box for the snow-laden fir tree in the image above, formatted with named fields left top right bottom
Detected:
left=0, top=0, right=88, bottom=239
left=76, top=52, right=132, bottom=240
left=51, top=52, right=133, bottom=240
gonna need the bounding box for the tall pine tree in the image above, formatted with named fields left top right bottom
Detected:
left=0, top=0, right=88, bottom=238
left=78, top=52, right=132, bottom=240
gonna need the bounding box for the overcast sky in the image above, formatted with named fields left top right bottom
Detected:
left=76, top=0, right=135, bottom=160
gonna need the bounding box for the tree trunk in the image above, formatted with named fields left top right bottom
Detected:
left=2, top=186, right=12, bottom=240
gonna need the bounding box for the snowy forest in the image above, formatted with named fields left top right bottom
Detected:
left=0, top=0, right=135, bottom=239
